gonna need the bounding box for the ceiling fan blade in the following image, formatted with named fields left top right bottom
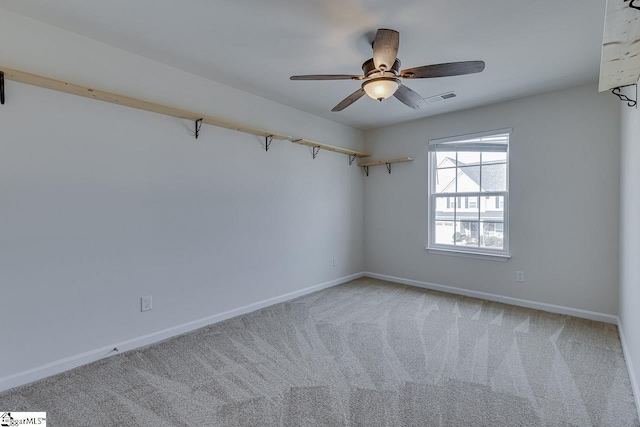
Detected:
left=394, top=84, right=427, bottom=110
left=290, top=74, right=362, bottom=81
left=401, top=61, right=485, bottom=79
left=332, top=88, right=365, bottom=111
left=372, top=29, right=399, bottom=71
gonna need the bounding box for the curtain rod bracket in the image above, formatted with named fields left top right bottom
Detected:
left=386, top=163, right=392, bottom=174
left=312, top=146, right=320, bottom=159
left=625, top=0, right=640, bottom=10
left=194, top=118, right=203, bottom=139
left=349, top=154, right=356, bottom=165
left=1, top=71, right=5, bottom=105
left=265, top=135, right=273, bottom=152
left=363, top=166, right=369, bottom=176
left=611, top=85, right=637, bottom=108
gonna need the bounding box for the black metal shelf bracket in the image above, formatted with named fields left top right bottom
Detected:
left=194, top=118, right=204, bottom=139
left=363, top=166, right=369, bottom=176
left=625, top=0, right=640, bottom=10
left=1, top=71, right=5, bottom=105
left=312, top=146, right=321, bottom=159
left=612, top=85, right=637, bottom=108
left=265, top=135, right=273, bottom=152
left=386, top=163, right=392, bottom=174
left=349, top=154, right=356, bottom=165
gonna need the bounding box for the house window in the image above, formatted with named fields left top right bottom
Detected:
left=428, top=128, right=510, bottom=257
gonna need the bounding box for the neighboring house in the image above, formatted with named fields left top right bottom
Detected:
left=434, top=157, right=505, bottom=247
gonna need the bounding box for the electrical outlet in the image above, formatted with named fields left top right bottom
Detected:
left=516, top=271, right=525, bottom=283
left=333, top=256, right=338, bottom=267
left=141, top=295, right=152, bottom=312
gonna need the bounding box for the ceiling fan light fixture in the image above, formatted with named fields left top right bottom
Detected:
left=362, top=78, right=400, bottom=101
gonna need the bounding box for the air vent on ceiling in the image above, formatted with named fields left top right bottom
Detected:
left=425, top=91, right=457, bottom=104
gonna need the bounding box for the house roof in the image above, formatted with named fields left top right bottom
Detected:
left=441, top=158, right=506, bottom=192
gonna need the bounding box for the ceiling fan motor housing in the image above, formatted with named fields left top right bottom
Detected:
left=363, top=58, right=401, bottom=76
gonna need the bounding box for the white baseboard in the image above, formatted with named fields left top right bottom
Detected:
left=363, top=272, right=618, bottom=324
left=0, top=272, right=364, bottom=393
left=617, top=318, right=640, bottom=421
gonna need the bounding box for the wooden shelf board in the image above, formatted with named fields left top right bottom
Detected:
left=291, top=139, right=370, bottom=158
left=1, top=66, right=384, bottom=159
left=0, top=66, right=290, bottom=140
left=598, top=0, right=640, bottom=91
left=358, top=157, right=413, bottom=167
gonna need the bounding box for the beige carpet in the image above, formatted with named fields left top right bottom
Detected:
left=1, top=277, right=639, bottom=426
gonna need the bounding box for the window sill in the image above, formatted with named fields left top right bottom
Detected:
left=426, top=247, right=511, bottom=261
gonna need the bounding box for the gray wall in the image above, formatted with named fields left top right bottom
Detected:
left=364, top=84, right=620, bottom=315
left=619, top=84, right=640, bottom=407
left=0, top=11, right=365, bottom=379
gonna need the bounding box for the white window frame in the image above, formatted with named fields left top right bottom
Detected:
left=427, top=128, right=511, bottom=261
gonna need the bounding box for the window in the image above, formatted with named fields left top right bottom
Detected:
left=428, top=129, right=510, bottom=258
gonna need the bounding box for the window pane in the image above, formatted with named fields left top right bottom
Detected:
left=468, top=196, right=478, bottom=210
left=435, top=151, right=457, bottom=168
left=435, top=221, right=456, bottom=245
left=429, top=130, right=509, bottom=255
left=456, top=166, right=480, bottom=192
left=480, top=196, right=504, bottom=222
left=457, top=197, right=479, bottom=222
left=481, top=152, right=507, bottom=163
left=457, top=151, right=480, bottom=164
left=434, top=197, right=455, bottom=221
left=434, top=167, right=457, bottom=193
left=480, top=163, right=506, bottom=192
left=456, top=221, right=480, bottom=247
left=481, top=222, right=504, bottom=250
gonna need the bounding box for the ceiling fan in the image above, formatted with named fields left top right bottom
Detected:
left=290, top=29, right=485, bottom=112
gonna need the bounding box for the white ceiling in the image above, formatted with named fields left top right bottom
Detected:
left=0, top=0, right=605, bottom=130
